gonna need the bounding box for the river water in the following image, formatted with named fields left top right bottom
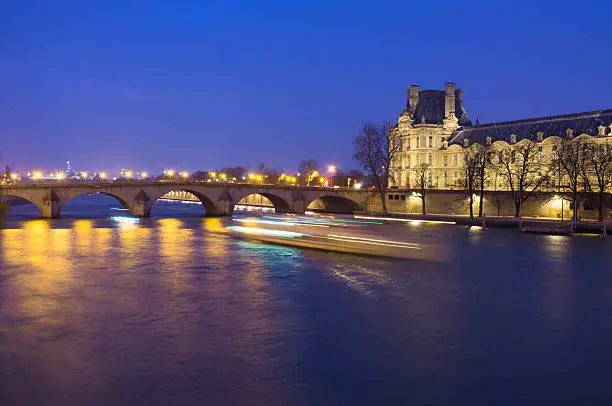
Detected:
left=1, top=195, right=612, bottom=405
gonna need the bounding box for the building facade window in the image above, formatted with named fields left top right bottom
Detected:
left=399, top=137, right=403, bottom=151
left=443, top=155, right=448, bottom=167
left=552, top=145, right=558, bottom=160
left=428, top=136, right=433, bottom=148
left=416, top=137, right=420, bottom=148
left=453, top=153, right=458, bottom=167
left=407, top=155, right=411, bottom=168
left=511, top=150, right=516, bottom=163
left=538, top=146, right=543, bottom=162
left=427, top=172, right=433, bottom=187
left=428, top=153, right=433, bottom=165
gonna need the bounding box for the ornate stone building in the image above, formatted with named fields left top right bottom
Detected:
left=390, top=82, right=612, bottom=190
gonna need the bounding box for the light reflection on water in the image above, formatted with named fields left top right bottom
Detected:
left=1, top=196, right=612, bottom=405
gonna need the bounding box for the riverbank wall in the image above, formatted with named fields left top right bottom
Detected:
left=360, top=190, right=612, bottom=221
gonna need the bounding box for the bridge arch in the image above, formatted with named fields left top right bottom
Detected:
left=0, top=194, right=44, bottom=218
left=307, top=194, right=362, bottom=214
left=60, top=192, right=131, bottom=218
left=236, top=192, right=291, bottom=214
left=151, top=189, right=219, bottom=216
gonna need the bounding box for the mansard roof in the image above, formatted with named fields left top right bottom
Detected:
left=411, top=90, right=472, bottom=126
left=448, top=109, right=612, bottom=145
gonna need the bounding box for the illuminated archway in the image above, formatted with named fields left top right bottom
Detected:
left=151, top=189, right=216, bottom=217
left=307, top=195, right=361, bottom=214
left=234, top=193, right=276, bottom=214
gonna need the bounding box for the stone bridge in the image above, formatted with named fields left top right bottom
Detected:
left=0, top=182, right=372, bottom=218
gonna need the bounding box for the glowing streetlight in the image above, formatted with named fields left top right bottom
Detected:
left=166, top=170, right=175, bottom=177
left=125, top=170, right=133, bottom=179
left=10, top=173, right=18, bottom=180
left=141, top=172, right=148, bottom=179
left=80, top=171, right=88, bottom=179
left=327, top=165, right=336, bottom=187
left=56, top=172, right=65, bottom=180
left=181, top=171, right=189, bottom=179
left=34, top=171, right=42, bottom=180
left=100, top=172, right=107, bottom=180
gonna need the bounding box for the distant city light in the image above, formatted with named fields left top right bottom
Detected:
left=181, top=171, right=189, bottom=178
left=166, top=170, right=175, bottom=177
left=80, top=171, right=88, bottom=179
left=125, top=170, right=133, bottom=179
left=56, top=172, right=65, bottom=180
left=141, top=172, right=148, bottom=179
left=100, top=172, right=107, bottom=179
left=354, top=182, right=362, bottom=189
left=327, top=165, right=336, bottom=173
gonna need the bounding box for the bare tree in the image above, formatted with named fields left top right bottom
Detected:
left=496, top=142, right=550, bottom=218
left=554, top=137, right=590, bottom=223
left=475, top=144, right=492, bottom=217
left=488, top=193, right=506, bottom=218
left=412, top=163, right=431, bottom=214
left=353, top=122, right=399, bottom=214
left=298, top=159, right=319, bottom=186
left=461, top=148, right=480, bottom=218
left=583, top=141, right=612, bottom=221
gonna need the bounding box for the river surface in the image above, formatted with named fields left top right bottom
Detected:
left=1, top=195, right=612, bottom=405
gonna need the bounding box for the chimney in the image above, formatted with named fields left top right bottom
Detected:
left=408, top=85, right=420, bottom=114
left=445, top=82, right=456, bottom=119
left=455, top=88, right=463, bottom=112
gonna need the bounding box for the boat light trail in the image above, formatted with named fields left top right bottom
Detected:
left=327, top=234, right=421, bottom=249
left=110, top=216, right=140, bottom=224
left=233, top=218, right=330, bottom=228
left=262, top=216, right=382, bottom=225
left=228, top=226, right=307, bottom=238
left=353, top=216, right=456, bottom=225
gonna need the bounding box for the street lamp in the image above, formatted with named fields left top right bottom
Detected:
left=327, top=165, right=336, bottom=187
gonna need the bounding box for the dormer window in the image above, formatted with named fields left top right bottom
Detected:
left=486, top=136, right=492, bottom=146
left=599, top=126, right=607, bottom=137
left=566, top=128, right=574, bottom=138
left=463, top=138, right=470, bottom=147
left=510, top=134, right=517, bottom=144
left=537, top=132, right=544, bottom=142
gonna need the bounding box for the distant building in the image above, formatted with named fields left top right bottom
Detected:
left=390, top=82, right=612, bottom=190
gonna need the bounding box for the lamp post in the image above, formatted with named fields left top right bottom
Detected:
left=327, top=165, right=336, bottom=188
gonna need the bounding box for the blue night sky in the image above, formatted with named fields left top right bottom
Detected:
left=1, top=0, right=611, bottom=175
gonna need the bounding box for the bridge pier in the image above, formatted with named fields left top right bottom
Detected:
left=288, top=200, right=307, bottom=215
left=130, top=202, right=153, bottom=217
left=130, top=190, right=153, bottom=217
left=208, top=200, right=234, bottom=217
left=40, top=200, right=61, bottom=219
left=40, top=189, right=62, bottom=218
